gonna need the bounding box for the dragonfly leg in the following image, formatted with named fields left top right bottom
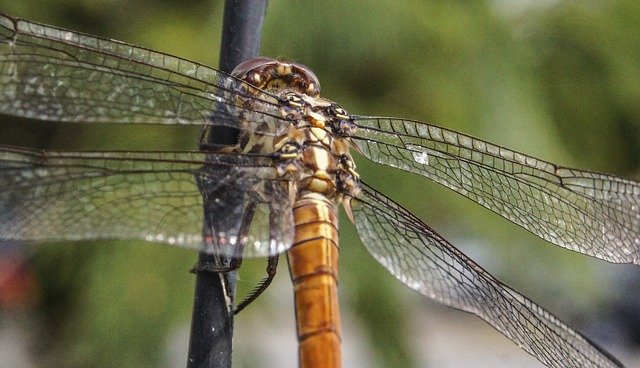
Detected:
left=233, top=255, right=279, bottom=314
left=191, top=200, right=259, bottom=274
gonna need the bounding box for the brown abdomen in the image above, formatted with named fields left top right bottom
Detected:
left=287, top=194, right=341, bottom=368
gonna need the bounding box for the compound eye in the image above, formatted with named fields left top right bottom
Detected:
left=231, top=57, right=277, bottom=78
left=288, top=61, right=321, bottom=95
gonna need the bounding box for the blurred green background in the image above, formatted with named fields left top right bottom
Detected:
left=0, top=1, right=639, bottom=367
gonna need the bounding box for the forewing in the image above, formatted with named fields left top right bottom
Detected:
left=350, top=183, right=623, bottom=368
left=0, top=14, right=293, bottom=135
left=0, top=146, right=294, bottom=257
left=353, top=117, right=640, bottom=264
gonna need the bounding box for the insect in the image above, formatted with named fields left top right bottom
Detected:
left=0, top=13, right=638, bottom=368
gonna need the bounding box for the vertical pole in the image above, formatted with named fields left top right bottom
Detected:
left=187, top=2, right=268, bottom=368
left=218, top=0, right=270, bottom=73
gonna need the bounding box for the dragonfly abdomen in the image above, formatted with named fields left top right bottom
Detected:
left=288, top=193, right=341, bottom=368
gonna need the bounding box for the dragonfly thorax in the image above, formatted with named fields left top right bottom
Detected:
left=273, top=93, right=360, bottom=202
left=232, top=57, right=361, bottom=203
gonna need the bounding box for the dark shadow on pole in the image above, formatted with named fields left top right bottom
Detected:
left=187, top=1, right=268, bottom=368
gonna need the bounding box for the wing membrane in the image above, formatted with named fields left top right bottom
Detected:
left=353, top=116, right=640, bottom=264
left=350, top=183, right=623, bottom=368
left=0, top=14, right=293, bottom=135
left=0, top=146, right=294, bottom=257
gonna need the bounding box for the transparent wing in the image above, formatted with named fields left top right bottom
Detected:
left=0, top=146, right=294, bottom=258
left=0, top=14, right=293, bottom=135
left=351, top=183, right=624, bottom=368
left=352, top=117, right=640, bottom=264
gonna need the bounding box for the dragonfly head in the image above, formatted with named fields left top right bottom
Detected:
left=231, top=57, right=321, bottom=98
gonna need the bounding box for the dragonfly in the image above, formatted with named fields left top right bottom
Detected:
left=0, top=13, right=639, bottom=368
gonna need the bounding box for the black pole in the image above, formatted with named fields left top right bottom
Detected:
left=218, top=0, right=269, bottom=73
left=187, top=2, right=268, bottom=368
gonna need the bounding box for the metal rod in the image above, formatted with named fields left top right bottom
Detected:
left=187, top=1, right=268, bottom=368
left=218, top=0, right=269, bottom=73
